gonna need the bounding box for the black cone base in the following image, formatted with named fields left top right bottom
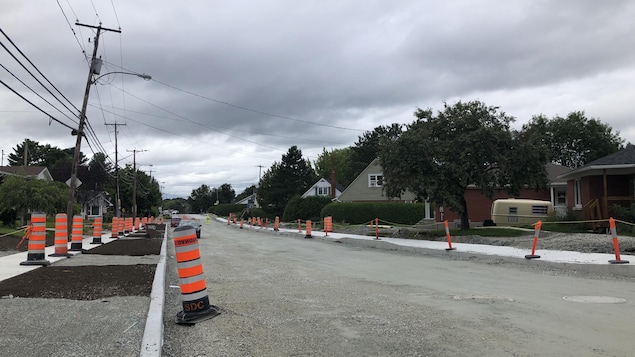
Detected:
left=525, top=254, right=540, bottom=259
left=175, top=305, right=221, bottom=325
left=20, top=259, right=50, bottom=266
left=609, top=259, right=629, bottom=264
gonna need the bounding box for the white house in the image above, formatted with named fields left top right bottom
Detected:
left=301, top=178, right=345, bottom=199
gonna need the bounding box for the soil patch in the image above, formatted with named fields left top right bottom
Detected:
left=83, top=238, right=163, bottom=256
left=0, top=264, right=156, bottom=300
left=0, top=237, right=163, bottom=300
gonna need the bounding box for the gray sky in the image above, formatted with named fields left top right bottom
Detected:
left=2, top=0, right=634, bottom=198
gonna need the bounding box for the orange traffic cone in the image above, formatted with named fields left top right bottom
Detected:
left=173, top=225, right=220, bottom=324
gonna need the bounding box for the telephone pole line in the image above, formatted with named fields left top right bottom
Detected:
left=105, top=122, right=126, bottom=218
left=127, top=149, right=147, bottom=219
left=67, top=22, right=120, bottom=234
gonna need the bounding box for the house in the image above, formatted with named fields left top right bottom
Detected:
left=301, top=178, right=345, bottom=199
left=338, top=158, right=569, bottom=226
left=77, top=190, right=112, bottom=218
left=0, top=166, right=54, bottom=181
left=337, top=158, right=435, bottom=222
left=235, top=193, right=259, bottom=208
left=337, top=158, right=417, bottom=203
left=557, top=145, right=635, bottom=223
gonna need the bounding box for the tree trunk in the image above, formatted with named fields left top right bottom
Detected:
left=460, top=195, right=470, bottom=230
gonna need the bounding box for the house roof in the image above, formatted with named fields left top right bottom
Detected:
left=0, top=166, right=53, bottom=181
left=545, top=162, right=572, bottom=185
left=557, top=145, right=635, bottom=180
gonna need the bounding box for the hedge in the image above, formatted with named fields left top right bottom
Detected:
left=321, top=202, right=426, bottom=225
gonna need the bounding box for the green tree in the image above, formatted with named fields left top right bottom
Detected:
left=523, top=111, right=624, bottom=168
left=381, top=100, right=549, bottom=230
left=115, top=164, right=161, bottom=216
left=85, top=152, right=113, bottom=191
left=314, top=147, right=355, bottom=187
left=189, top=184, right=215, bottom=213
left=216, top=183, right=236, bottom=204
left=0, top=176, right=69, bottom=221
left=350, top=124, right=403, bottom=179
left=258, top=146, right=318, bottom=216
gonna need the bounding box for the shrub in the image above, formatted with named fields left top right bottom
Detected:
left=321, top=202, right=427, bottom=225
left=282, top=195, right=332, bottom=222
left=210, top=204, right=247, bottom=217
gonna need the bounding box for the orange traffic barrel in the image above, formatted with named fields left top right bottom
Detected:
left=91, top=216, right=103, bottom=245
left=111, top=217, right=119, bottom=239
left=324, top=216, right=332, bottom=236
left=20, top=212, right=50, bottom=266
left=305, top=220, right=313, bottom=239
left=69, top=215, right=84, bottom=252
left=118, top=216, right=124, bottom=237
left=49, top=213, right=71, bottom=257
left=173, top=225, right=220, bottom=325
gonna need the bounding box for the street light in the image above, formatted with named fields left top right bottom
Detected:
left=66, top=57, right=150, bottom=233
left=92, top=71, right=152, bottom=84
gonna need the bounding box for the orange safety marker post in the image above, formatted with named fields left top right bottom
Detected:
left=134, top=217, right=140, bottom=231
left=608, top=217, right=629, bottom=264
left=324, top=216, right=332, bottom=237
left=374, top=218, right=380, bottom=240
left=274, top=216, right=280, bottom=232
left=227, top=215, right=231, bottom=225
left=305, top=220, right=313, bottom=239
left=142, top=217, right=148, bottom=229
left=444, top=220, right=455, bottom=251
left=240, top=218, right=244, bottom=229
left=173, top=225, right=220, bottom=325
left=50, top=213, right=72, bottom=257
left=90, top=216, right=103, bottom=245
left=111, top=217, right=119, bottom=239
left=21, top=212, right=51, bottom=266
left=298, top=219, right=301, bottom=232
left=258, top=217, right=263, bottom=228
left=69, top=215, right=84, bottom=252
left=525, top=220, right=542, bottom=259
left=265, top=218, right=269, bottom=230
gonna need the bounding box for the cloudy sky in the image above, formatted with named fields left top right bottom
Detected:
left=2, top=0, right=634, bottom=198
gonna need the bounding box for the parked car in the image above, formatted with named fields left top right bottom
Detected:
left=170, top=217, right=182, bottom=227
left=178, top=219, right=201, bottom=238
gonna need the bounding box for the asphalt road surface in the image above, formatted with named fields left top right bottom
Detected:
left=162, top=217, right=635, bottom=356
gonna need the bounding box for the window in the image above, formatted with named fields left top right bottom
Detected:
left=368, top=174, right=383, bottom=187
left=574, top=179, right=582, bottom=208
left=508, top=206, right=518, bottom=222
left=317, top=187, right=330, bottom=196
left=532, top=205, right=549, bottom=215
left=556, top=190, right=566, bottom=205
left=88, top=205, right=100, bottom=216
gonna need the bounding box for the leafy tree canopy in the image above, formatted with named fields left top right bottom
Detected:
left=314, top=147, right=355, bottom=187
left=258, top=146, right=318, bottom=216
left=350, top=123, right=403, bottom=179
left=0, top=176, right=69, bottom=217
left=522, top=111, right=625, bottom=168
left=381, top=100, right=549, bottom=230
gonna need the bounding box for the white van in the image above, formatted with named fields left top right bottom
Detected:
left=490, top=199, right=553, bottom=226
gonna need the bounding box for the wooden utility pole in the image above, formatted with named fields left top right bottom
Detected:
left=105, top=122, right=126, bottom=218
left=67, top=22, right=120, bottom=234
left=127, top=149, right=147, bottom=219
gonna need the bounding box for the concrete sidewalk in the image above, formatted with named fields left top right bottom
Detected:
left=0, top=229, right=167, bottom=357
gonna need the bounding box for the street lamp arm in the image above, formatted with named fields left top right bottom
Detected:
left=92, top=71, right=152, bottom=84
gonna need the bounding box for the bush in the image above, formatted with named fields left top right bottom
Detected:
left=282, top=195, right=332, bottom=222
left=321, top=202, right=427, bottom=225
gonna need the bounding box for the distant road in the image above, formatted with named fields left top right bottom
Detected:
left=162, top=217, right=635, bottom=356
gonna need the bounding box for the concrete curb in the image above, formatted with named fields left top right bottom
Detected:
left=140, top=227, right=168, bottom=357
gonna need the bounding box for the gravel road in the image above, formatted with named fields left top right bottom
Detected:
left=161, top=219, right=635, bottom=357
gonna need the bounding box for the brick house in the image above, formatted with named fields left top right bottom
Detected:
left=557, top=145, right=635, bottom=223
